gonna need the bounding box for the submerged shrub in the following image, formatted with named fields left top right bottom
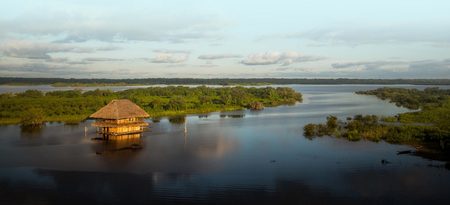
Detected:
left=303, top=124, right=317, bottom=137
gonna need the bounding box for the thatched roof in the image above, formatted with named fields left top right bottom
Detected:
left=89, top=99, right=149, bottom=119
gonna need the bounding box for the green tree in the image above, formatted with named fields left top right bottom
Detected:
left=304, top=124, right=317, bottom=137
left=18, top=90, right=43, bottom=98
left=21, top=107, right=45, bottom=127
left=248, top=101, right=264, bottom=110
left=165, top=97, right=186, bottom=111
left=326, top=115, right=338, bottom=132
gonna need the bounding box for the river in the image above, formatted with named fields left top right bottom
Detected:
left=0, top=85, right=449, bottom=205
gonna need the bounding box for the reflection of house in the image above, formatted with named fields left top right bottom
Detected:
left=90, top=99, right=149, bottom=139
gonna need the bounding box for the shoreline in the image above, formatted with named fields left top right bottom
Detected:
left=2, top=77, right=450, bottom=87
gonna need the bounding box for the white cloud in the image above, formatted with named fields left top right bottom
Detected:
left=83, top=57, right=124, bottom=62
left=331, top=61, right=406, bottom=71
left=241, top=51, right=323, bottom=66
left=198, top=54, right=242, bottom=60
left=153, top=49, right=190, bottom=54
left=150, top=50, right=189, bottom=63
left=0, top=40, right=92, bottom=59
left=331, top=59, right=450, bottom=77
left=0, top=11, right=226, bottom=43
left=284, top=25, right=450, bottom=46
left=0, top=62, right=91, bottom=77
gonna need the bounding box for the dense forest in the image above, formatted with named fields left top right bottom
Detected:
left=356, top=87, right=450, bottom=110
left=1, top=77, right=450, bottom=86
left=356, top=87, right=450, bottom=128
left=304, top=87, right=450, bottom=155
left=0, top=86, right=302, bottom=125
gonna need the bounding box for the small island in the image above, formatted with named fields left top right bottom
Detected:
left=304, top=87, right=450, bottom=159
left=0, top=86, right=302, bottom=125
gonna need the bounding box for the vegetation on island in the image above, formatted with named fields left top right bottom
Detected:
left=356, top=87, right=450, bottom=110
left=0, top=86, right=302, bottom=125
left=51, top=82, right=143, bottom=87
left=1, top=77, right=450, bottom=86
left=304, top=87, right=450, bottom=156
left=357, top=87, right=450, bottom=128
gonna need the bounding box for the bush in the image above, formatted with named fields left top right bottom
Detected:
left=21, top=107, right=45, bottom=127
left=326, top=115, right=338, bottom=131
left=248, top=102, right=264, bottom=110
left=303, top=124, right=317, bottom=137
left=346, top=130, right=361, bottom=141
left=17, top=90, right=43, bottom=98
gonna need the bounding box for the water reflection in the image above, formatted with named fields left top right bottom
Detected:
left=219, top=110, right=245, bottom=118
left=1, top=85, right=450, bottom=204
left=1, top=167, right=449, bottom=205
left=151, top=117, right=161, bottom=123
left=168, top=115, right=186, bottom=124
left=184, top=134, right=237, bottom=160
left=20, top=125, right=44, bottom=138
left=198, top=114, right=209, bottom=119
left=92, top=135, right=143, bottom=156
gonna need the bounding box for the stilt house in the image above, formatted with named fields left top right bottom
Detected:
left=90, top=99, right=149, bottom=138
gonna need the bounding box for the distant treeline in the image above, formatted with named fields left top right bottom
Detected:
left=1, top=77, right=450, bottom=86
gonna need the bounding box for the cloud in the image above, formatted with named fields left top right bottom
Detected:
left=409, top=59, right=450, bottom=72
left=198, top=54, right=242, bottom=60
left=0, top=62, right=93, bottom=77
left=95, top=46, right=122, bottom=51
left=284, top=25, right=450, bottom=46
left=150, top=50, right=189, bottom=63
left=331, top=61, right=405, bottom=71
left=0, top=40, right=126, bottom=66
left=153, top=49, right=190, bottom=54
left=330, top=59, right=450, bottom=78
left=0, top=11, right=226, bottom=43
left=44, top=57, right=68, bottom=63
left=0, top=40, right=92, bottom=60
left=83, top=57, right=124, bottom=62
left=241, top=51, right=324, bottom=66
left=0, top=61, right=144, bottom=78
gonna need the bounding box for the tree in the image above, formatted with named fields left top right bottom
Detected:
left=148, top=99, right=164, bottom=110
left=248, top=102, right=264, bottom=110
left=199, top=96, right=212, bottom=105
left=18, top=90, right=43, bottom=98
left=21, top=107, right=45, bottom=127
left=165, top=97, right=186, bottom=111
left=303, top=124, right=317, bottom=137
left=326, top=115, right=338, bottom=132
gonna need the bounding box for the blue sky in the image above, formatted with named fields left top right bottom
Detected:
left=0, top=0, right=449, bottom=78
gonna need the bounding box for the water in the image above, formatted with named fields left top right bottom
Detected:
left=0, top=84, right=224, bottom=94
left=0, top=85, right=449, bottom=205
left=1, top=84, right=449, bottom=94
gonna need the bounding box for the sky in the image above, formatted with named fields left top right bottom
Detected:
left=0, top=0, right=449, bottom=79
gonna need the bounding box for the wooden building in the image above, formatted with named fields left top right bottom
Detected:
left=90, top=99, right=150, bottom=139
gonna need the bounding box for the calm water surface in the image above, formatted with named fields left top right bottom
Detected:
left=1, top=85, right=449, bottom=205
